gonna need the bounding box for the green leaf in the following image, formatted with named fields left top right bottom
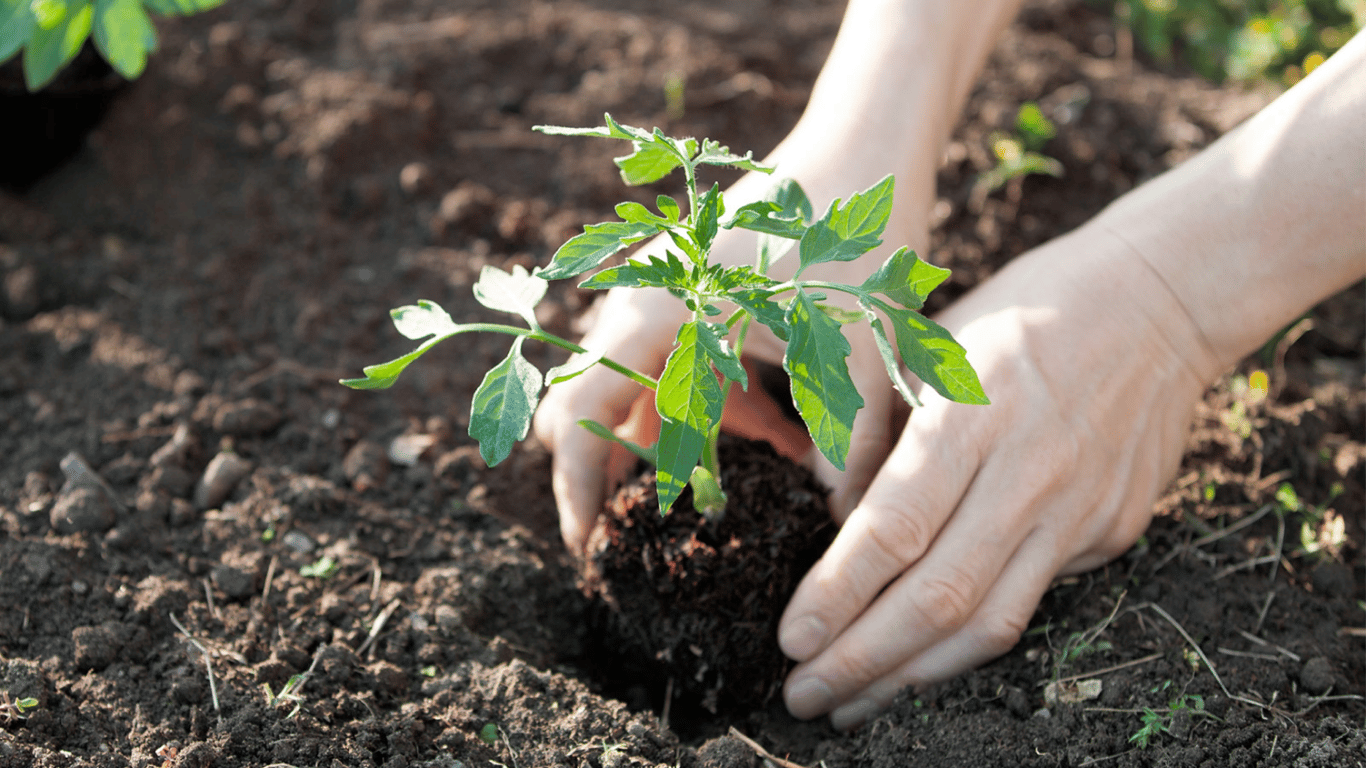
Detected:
left=656, top=195, right=680, bottom=222
left=724, top=200, right=810, bottom=240
left=538, top=220, right=656, bottom=280
left=863, top=305, right=922, bottom=408
left=727, top=287, right=789, bottom=341
left=23, top=0, right=92, bottom=90
left=545, top=350, right=603, bottom=384
left=615, top=140, right=685, bottom=186
left=693, top=138, right=773, bottom=174
left=614, top=201, right=671, bottom=229
left=579, top=251, right=690, bottom=292
left=29, top=0, right=66, bottom=29
left=340, top=301, right=474, bottom=390
left=875, top=299, right=989, bottom=405
left=654, top=320, right=724, bottom=513
left=797, top=175, right=895, bottom=275
left=783, top=289, right=863, bottom=470
left=693, top=182, right=723, bottom=256
left=390, top=299, right=461, bottom=341
left=533, top=113, right=652, bottom=142
left=696, top=321, right=746, bottom=388
left=1016, top=101, right=1057, bottom=150
left=469, top=337, right=544, bottom=466
left=0, top=0, right=36, bottom=63
left=143, top=0, right=226, bottom=15
left=858, top=247, right=950, bottom=310
left=472, top=264, right=547, bottom=329
left=91, top=0, right=155, bottom=79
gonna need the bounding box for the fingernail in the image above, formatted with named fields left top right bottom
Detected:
left=830, top=698, right=880, bottom=731
left=779, top=615, right=827, bottom=660
left=785, top=677, right=834, bottom=719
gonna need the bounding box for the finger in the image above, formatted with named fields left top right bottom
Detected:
left=782, top=423, right=1069, bottom=719
left=823, top=531, right=1059, bottom=730
left=778, top=402, right=982, bottom=665
left=720, top=359, right=811, bottom=461
left=536, top=363, right=650, bottom=552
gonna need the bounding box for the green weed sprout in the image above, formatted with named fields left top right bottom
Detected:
left=342, top=115, right=988, bottom=518
left=973, top=102, right=1064, bottom=206
left=0, top=692, right=39, bottom=722
left=1129, top=682, right=1207, bottom=749
left=299, top=555, right=339, bottom=580
left=0, top=0, right=227, bottom=91
left=262, top=674, right=306, bottom=718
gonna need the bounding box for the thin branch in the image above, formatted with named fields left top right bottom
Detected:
left=727, top=727, right=811, bottom=768
left=356, top=599, right=402, bottom=659
left=1047, top=652, right=1164, bottom=687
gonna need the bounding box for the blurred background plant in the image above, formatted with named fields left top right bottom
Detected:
left=1, top=0, right=226, bottom=91
left=1103, top=0, right=1364, bottom=85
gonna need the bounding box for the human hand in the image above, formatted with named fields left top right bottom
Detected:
left=777, top=223, right=1220, bottom=729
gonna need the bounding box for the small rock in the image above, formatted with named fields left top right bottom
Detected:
left=59, top=452, right=124, bottom=511
left=1299, top=656, right=1335, bottom=695
left=148, top=464, right=195, bottom=498
left=195, top=452, right=253, bottom=509
left=72, top=624, right=122, bottom=670
left=51, top=486, right=117, bottom=534
left=211, top=564, right=256, bottom=601
left=434, top=605, right=464, bottom=635
left=399, top=162, right=434, bottom=197
left=389, top=433, right=437, bottom=466
left=343, top=440, right=388, bottom=491
left=1004, top=686, right=1031, bottom=718
left=281, top=529, right=315, bottom=554
left=150, top=423, right=197, bottom=468
left=212, top=398, right=282, bottom=436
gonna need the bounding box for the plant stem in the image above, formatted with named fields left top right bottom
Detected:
left=458, top=322, right=658, bottom=391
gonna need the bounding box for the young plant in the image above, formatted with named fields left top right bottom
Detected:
left=1129, top=681, right=1207, bottom=749
left=971, top=101, right=1064, bottom=208
left=0, top=0, right=227, bottom=91
left=0, top=691, right=39, bottom=723
left=342, top=115, right=988, bottom=518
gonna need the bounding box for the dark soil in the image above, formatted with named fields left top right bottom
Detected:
left=582, top=436, right=836, bottom=717
left=0, top=1, right=1361, bottom=766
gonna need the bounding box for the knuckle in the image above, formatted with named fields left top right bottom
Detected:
left=825, top=637, right=891, bottom=691
left=977, top=609, right=1030, bottom=655
left=862, top=501, right=934, bottom=571
left=909, top=567, right=978, bottom=635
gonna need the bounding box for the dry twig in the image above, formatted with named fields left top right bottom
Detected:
left=728, top=727, right=810, bottom=768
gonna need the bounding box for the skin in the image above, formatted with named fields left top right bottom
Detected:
left=534, top=0, right=1366, bottom=730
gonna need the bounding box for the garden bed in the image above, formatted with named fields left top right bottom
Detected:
left=0, top=1, right=1361, bottom=766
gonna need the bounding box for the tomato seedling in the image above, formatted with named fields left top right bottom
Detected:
left=343, top=115, right=988, bottom=518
